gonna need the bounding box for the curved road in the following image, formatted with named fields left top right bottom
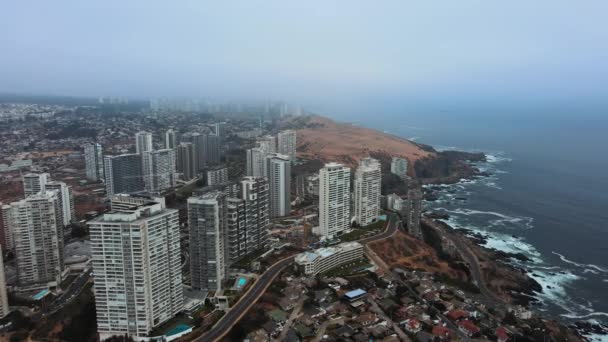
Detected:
left=197, top=214, right=400, bottom=342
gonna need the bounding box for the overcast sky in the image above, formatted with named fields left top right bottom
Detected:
left=1, top=1, right=607, bottom=110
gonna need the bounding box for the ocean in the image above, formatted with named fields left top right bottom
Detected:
left=326, top=106, right=608, bottom=340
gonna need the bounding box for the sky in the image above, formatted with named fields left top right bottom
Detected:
left=1, top=1, right=607, bottom=112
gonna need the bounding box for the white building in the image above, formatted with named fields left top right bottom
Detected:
left=188, top=191, right=227, bottom=291
left=7, top=191, right=64, bottom=289
left=206, top=166, right=228, bottom=186
left=278, top=130, right=297, bottom=162
left=177, top=142, right=197, bottom=181
left=266, top=154, right=291, bottom=218
left=88, top=195, right=183, bottom=340
left=135, top=131, right=153, bottom=155
left=319, top=163, right=351, bottom=239
left=22, top=172, right=49, bottom=196
left=84, top=143, right=104, bottom=182
left=142, top=149, right=177, bottom=192
left=46, top=181, right=75, bottom=226
left=0, top=204, right=14, bottom=250
left=354, top=158, right=382, bottom=226
left=164, top=129, right=178, bottom=149
left=257, top=135, right=276, bottom=154
left=246, top=147, right=266, bottom=178
left=390, top=157, right=409, bottom=179
left=295, top=242, right=364, bottom=275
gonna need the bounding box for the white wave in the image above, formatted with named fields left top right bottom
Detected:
left=444, top=209, right=533, bottom=229
left=561, top=312, right=608, bottom=319
left=552, top=252, right=608, bottom=274
left=527, top=270, right=581, bottom=307
left=409, top=136, right=420, bottom=141
left=486, top=154, right=513, bottom=163
left=582, top=333, right=608, bottom=342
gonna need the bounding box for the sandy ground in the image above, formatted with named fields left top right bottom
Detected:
left=368, top=230, right=467, bottom=280
left=296, top=116, right=434, bottom=168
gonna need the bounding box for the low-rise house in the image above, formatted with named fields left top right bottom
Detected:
left=355, top=312, right=377, bottom=326
left=432, top=325, right=451, bottom=340
left=404, top=319, right=422, bottom=333
left=458, top=320, right=480, bottom=337
left=447, top=309, right=469, bottom=321
left=496, top=327, right=510, bottom=342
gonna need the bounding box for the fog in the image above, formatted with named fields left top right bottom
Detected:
left=1, top=1, right=607, bottom=115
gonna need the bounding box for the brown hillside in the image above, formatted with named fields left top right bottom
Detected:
left=295, top=116, right=434, bottom=169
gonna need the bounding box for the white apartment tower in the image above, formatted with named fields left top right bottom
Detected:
left=266, top=154, right=291, bottom=218
left=88, top=195, right=183, bottom=340
left=278, top=130, right=297, bottom=162
left=84, top=143, right=105, bottom=182
left=188, top=191, right=227, bottom=291
left=319, top=163, right=351, bottom=239
left=257, top=135, right=276, bottom=154
left=142, top=149, right=177, bottom=192
left=206, top=166, right=229, bottom=186
left=246, top=147, right=267, bottom=178
left=22, top=172, right=49, bottom=196
left=390, top=157, right=409, bottom=179
left=177, top=142, right=197, bottom=181
left=135, top=131, right=153, bottom=155
left=354, top=158, right=382, bottom=226
left=7, top=191, right=64, bottom=289
left=164, top=129, right=178, bottom=149
left=46, top=181, right=75, bottom=226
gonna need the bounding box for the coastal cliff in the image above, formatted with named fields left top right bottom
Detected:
left=291, top=115, right=484, bottom=183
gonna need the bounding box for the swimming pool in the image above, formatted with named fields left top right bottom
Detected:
left=236, top=277, right=247, bottom=289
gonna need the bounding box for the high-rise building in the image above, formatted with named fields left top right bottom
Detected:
left=266, top=154, right=291, bottom=218
left=214, top=122, right=226, bottom=142
left=164, top=129, right=178, bottom=149
left=226, top=197, right=246, bottom=263
left=135, top=131, right=153, bottom=155
left=22, top=172, right=49, bottom=196
left=0, top=245, right=9, bottom=318
left=88, top=195, right=183, bottom=340
left=206, top=166, right=228, bottom=186
left=319, top=163, right=351, bottom=239
left=0, top=204, right=13, bottom=251
left=188, top=191, right=227, bottom=291
left=278, top=130, right=297, bottom=162
left=142, top=149, right=177, bottom=192
left=246, top=147, right=266, bottom=178
left=177, top=143, right=197, bottom=181
left=206, top=134, right=221, bottom=165
left=354, top=158, right=382, bottom=226
left=104, top=154, right=145, bottom=196
left=84, top=143, right=105, bottom=182
left=391, top=157, right=409, bottom=180
left=241, top=177, right=270, bottom=254
left=405, top=189, right=423, bottom=239
left=7, top=191, right=64, bottom=289
left=46, top=181, right=75, bottom=226
left=257, top=135, right=276, bottom=154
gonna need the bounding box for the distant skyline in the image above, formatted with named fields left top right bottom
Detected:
left=1, top=1, right=607, bottom=112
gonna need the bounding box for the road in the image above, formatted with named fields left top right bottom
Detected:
left=368, top=297, right=412, bottom=342
left=46, top=269, right=92, bottom=315
left=197, top=214, right=400, bottom=342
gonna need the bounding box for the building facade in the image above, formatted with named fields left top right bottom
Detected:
left=206, top=166, right=228, bottom=186
left=164, top=129, right=178, bottom=149
left=266, top=154, right=291, bottom=218
left=277, top=130, right=297, bottom=162
left=257, top=135, right=276, bottom=154
left=319, top=163, right=351, bottom=239
left=188, top=191, right=227, bottom=291
left=88, top=195, right=183, bottom=340
left=177, top=142, right=197, bottom=181
left=135, top=131, right=153, bottom=155
left=390, top=157, right=409, bottom=180
left=0, top=245, right=9, bottom=318
left=354, top=158, right=382, bottom=226
left=241, top=177, right=270, bottom=254
left=142, top=149, right=177, bottom=192
left=405, top=189, right=423, bottom=239
left=46, top=181, right=75, bottom=226
left=7, top=191, right=64, bottom=289
left=84, top=143, right=105, bottom=182
left=246, top=147, right=266, bottom=178
left=104, top=154, right=145, bottom=196
left=295, top=242, right=364, bottom=275
left=22, top=172, right=49, bottom=196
